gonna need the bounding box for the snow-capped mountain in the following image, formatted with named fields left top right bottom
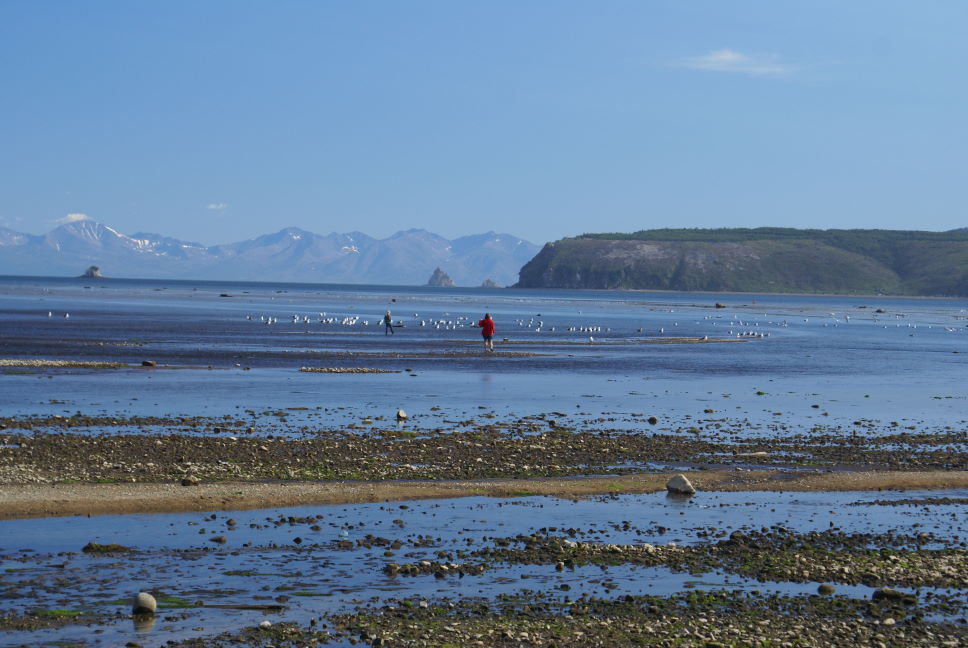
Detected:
left=0, top=221, right=540, bottom=286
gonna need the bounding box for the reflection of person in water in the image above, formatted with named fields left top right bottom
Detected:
left=477, top=312, right=495, bottom=352
left=383, top=311, right=394, bottom=335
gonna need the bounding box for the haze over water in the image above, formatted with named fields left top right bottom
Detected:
left=1, top=275, right=965, bottom=433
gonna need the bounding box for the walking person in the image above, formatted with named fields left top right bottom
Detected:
left=477, top=313, right=495, bottom=352
left=383, top=311, right=394, bottom=335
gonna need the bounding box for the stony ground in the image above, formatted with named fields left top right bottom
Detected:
left=0, top=410, right=964, bottom=647
left=166, top=590, right=967, bottom=648
left=0, top=410, right=964, bottom=487
left=389, top=527, right=967, bottom=589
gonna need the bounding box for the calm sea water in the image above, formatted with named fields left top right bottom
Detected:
left=0, top=275, right=966, bottom=432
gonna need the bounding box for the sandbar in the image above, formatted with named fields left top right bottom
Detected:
left=2, top=469, right=965, bottom=520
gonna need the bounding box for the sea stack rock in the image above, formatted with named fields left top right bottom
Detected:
left=80, top=265, right=103, bottom=278
left=132, top=592, right=157, bottom=614
left=480, top=278, right=500, bottom=288
left=666, top=473, right=696, bottom=495
left=426, top=267, right=455, bottom=287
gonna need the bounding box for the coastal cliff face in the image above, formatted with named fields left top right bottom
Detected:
left=515, top=229, right=968, bottom=296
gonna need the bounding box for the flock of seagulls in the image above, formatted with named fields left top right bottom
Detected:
left=43, top=305, right=965, bottom=341
left=233, top=307, right=968, bottom=341
left=234, top=310, right=790, bottom=341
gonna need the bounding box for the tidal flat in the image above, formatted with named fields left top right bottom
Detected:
left=0, top=277, right=965, bottom=646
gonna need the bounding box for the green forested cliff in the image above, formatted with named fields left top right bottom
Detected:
left=514, top=228, right=968, bottom=296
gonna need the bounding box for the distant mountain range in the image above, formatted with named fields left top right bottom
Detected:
left=516, top=228, right=968, bottom=296
left=0, top=221, right=540, bottom=286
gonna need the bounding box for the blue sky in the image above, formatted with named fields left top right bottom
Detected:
left=1, top=1, right=965, bottom=245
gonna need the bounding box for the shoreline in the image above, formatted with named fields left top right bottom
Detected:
left=1, top=273, right=965, bottom=301
left=2, top=469, right=965, bottom=520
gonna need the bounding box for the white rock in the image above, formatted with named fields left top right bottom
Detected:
left=396, top=409, right=408, bottom=420
left=666, top=473, right=696, bottom=495
left=259, top=620, right=272, bottom=629
left=131, top=592, right=157, bottom=614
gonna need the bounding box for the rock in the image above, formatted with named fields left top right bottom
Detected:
left=426, top=267, right=455, bottom=287
left=666, top=473, right=696, bottom=495
left=80, top=265, right=103, bottom=279
left=131, top=592, right=157, bottom=614
left=818, top=584, right=836, bottom=595
left=259, top=620, right=272, bottom=629
left=882, top=618, right=896, bottom=626
left=141, top=360, right=157, bottom=367
left=872, top=587, right=913, bottom=603
left=728, top=531, right=748, bottom=544
left=180, top=476, right=199, bottom=487
left=396, top=409, right=408, bottom=421
left=480, top=278, right=500, bottom=288
left=647, top=416, right=658, bottom=425
left=209, top=535, right=227, bottom=544
left=714, top=302, right=726, bottom=309
left=83, top=541, right=133, bottom=553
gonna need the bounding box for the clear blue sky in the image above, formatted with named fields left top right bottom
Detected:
left=1, top=1, right=965, bottom=245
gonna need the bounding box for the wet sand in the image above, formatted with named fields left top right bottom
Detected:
left=3, top=469, right=966, bottom=520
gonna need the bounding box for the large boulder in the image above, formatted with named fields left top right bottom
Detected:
left=872, top=587, right=916, bottom=604
left=666, top=473, right=696, bottom=495
left=132, top=592, right=157, bottom=614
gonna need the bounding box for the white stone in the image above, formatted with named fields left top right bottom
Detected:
left=666, top=473, right=696, bottom=495
left=132, top=592, right=157, bottom=614
left=259, top=620, right=272, bottom=629
left=396, top=409, right=408, bottom=420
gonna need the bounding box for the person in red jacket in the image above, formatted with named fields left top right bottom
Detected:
left=477, top=313, right=495, bottom=352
